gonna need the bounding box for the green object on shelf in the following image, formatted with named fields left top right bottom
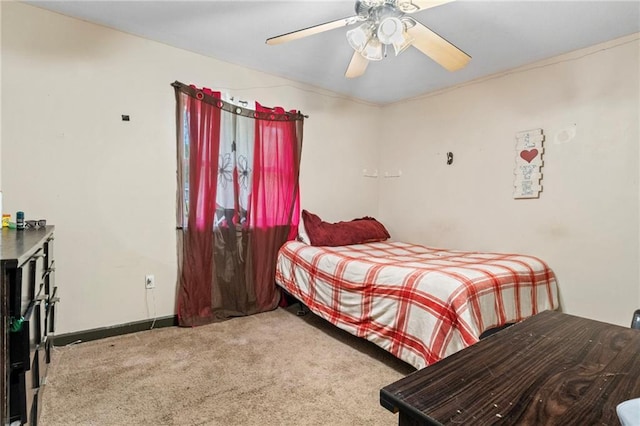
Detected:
left=7, top=222, right=16, bottom=229
left=10, top=316, right=24, bottom=332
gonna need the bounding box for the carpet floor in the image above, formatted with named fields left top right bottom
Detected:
left=39, top=306, right=415, bottom=426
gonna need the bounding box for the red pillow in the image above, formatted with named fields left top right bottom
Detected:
left=302, top=210, right=390, bottom=247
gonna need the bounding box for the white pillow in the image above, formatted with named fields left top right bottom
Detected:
left=298, top=217, right=310, bottom=244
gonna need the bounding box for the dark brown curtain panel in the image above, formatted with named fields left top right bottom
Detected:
left=173, top=82, right=304, bottom=326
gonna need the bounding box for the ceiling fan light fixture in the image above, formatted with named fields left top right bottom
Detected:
left=347, top=22, right=374, bottom=53
left=377, top=17, right=404, bottom=45
left=392, top=31, right=414, bottom=55
left=361, top=37, right=384, bottom=61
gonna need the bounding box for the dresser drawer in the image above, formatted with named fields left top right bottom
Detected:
left=9, top=369, right=27, bottom=424
left=38, top=341, right=49, bottom=384
left=9, top=249, right=46, bottom=318
left=9, top=300, right=45, bottom=371
left=43, top=259, right=55, bottom=298
left=9, top=368, right=38, bottom=425
left=46, top=286, right=59, bottom=337
left=44, top=235, right=53, bottom=295
left=44, top=235, right=54, bottom=270
left=7, top=265, right=23, bottom=317
left=45, top=335, right=53, bottom=365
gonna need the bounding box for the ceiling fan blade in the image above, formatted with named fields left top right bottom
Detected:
left=345, top=51, right=369, bottom=78
left=407, top=21, right=470, bottom=71
left=266, top=17, right=357, bottom=45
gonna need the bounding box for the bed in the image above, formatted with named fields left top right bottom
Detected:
left=275, top=240, right=558, bottom=369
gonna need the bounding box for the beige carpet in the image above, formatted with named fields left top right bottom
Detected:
left=39, top=306, right=415, bottom=426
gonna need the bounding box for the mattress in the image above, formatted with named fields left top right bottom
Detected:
left=275, top=240, right=558, bottom=369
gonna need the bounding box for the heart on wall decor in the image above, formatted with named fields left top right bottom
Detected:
left=520, top=149, right=539, bottom=163
left=513, top=129, right=544, bottom=199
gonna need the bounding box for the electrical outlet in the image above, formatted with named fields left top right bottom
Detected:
left=145, top=274, right=155, bottom=289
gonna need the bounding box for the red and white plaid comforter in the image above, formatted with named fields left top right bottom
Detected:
left=275, top=241, right=558, bottom=369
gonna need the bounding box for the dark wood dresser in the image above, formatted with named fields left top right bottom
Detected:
left=1, top=226, right=58, bottom=425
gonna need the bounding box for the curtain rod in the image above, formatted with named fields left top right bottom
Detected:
left=171, top=81, right=308, bottom=119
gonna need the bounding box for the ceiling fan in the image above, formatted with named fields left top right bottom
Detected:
left=266, top=0, right=471, bottom=79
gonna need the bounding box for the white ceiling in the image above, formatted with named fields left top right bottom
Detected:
left=27, top=1, right=640, bottom=105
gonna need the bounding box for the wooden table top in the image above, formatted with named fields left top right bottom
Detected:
left=380, top=310, right=640, bottom=425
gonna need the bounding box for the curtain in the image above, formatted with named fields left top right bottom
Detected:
left=173, top=81, right=304, bottom=327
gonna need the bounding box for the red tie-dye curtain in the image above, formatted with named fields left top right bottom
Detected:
left=173, top=82, right=303, bottom=326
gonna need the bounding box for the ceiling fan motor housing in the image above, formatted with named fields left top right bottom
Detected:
left=354, top=1, right=407, bottom=44
left=355, top=0, right=405, bottom=20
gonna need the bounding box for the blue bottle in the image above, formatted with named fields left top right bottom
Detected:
left=16, top=211, right=25, bottom=230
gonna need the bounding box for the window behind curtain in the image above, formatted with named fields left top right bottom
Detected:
left=173, top=81, right=304, bottom=326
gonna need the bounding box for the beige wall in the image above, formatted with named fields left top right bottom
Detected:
left=1, top=2, right=381, bottom=334
left=2, top=2, right=638, bottom=333
left=378, top=34, right=640, bottom=327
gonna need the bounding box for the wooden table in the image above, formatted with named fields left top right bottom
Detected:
left=380, top=310, right=640, bottom=425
